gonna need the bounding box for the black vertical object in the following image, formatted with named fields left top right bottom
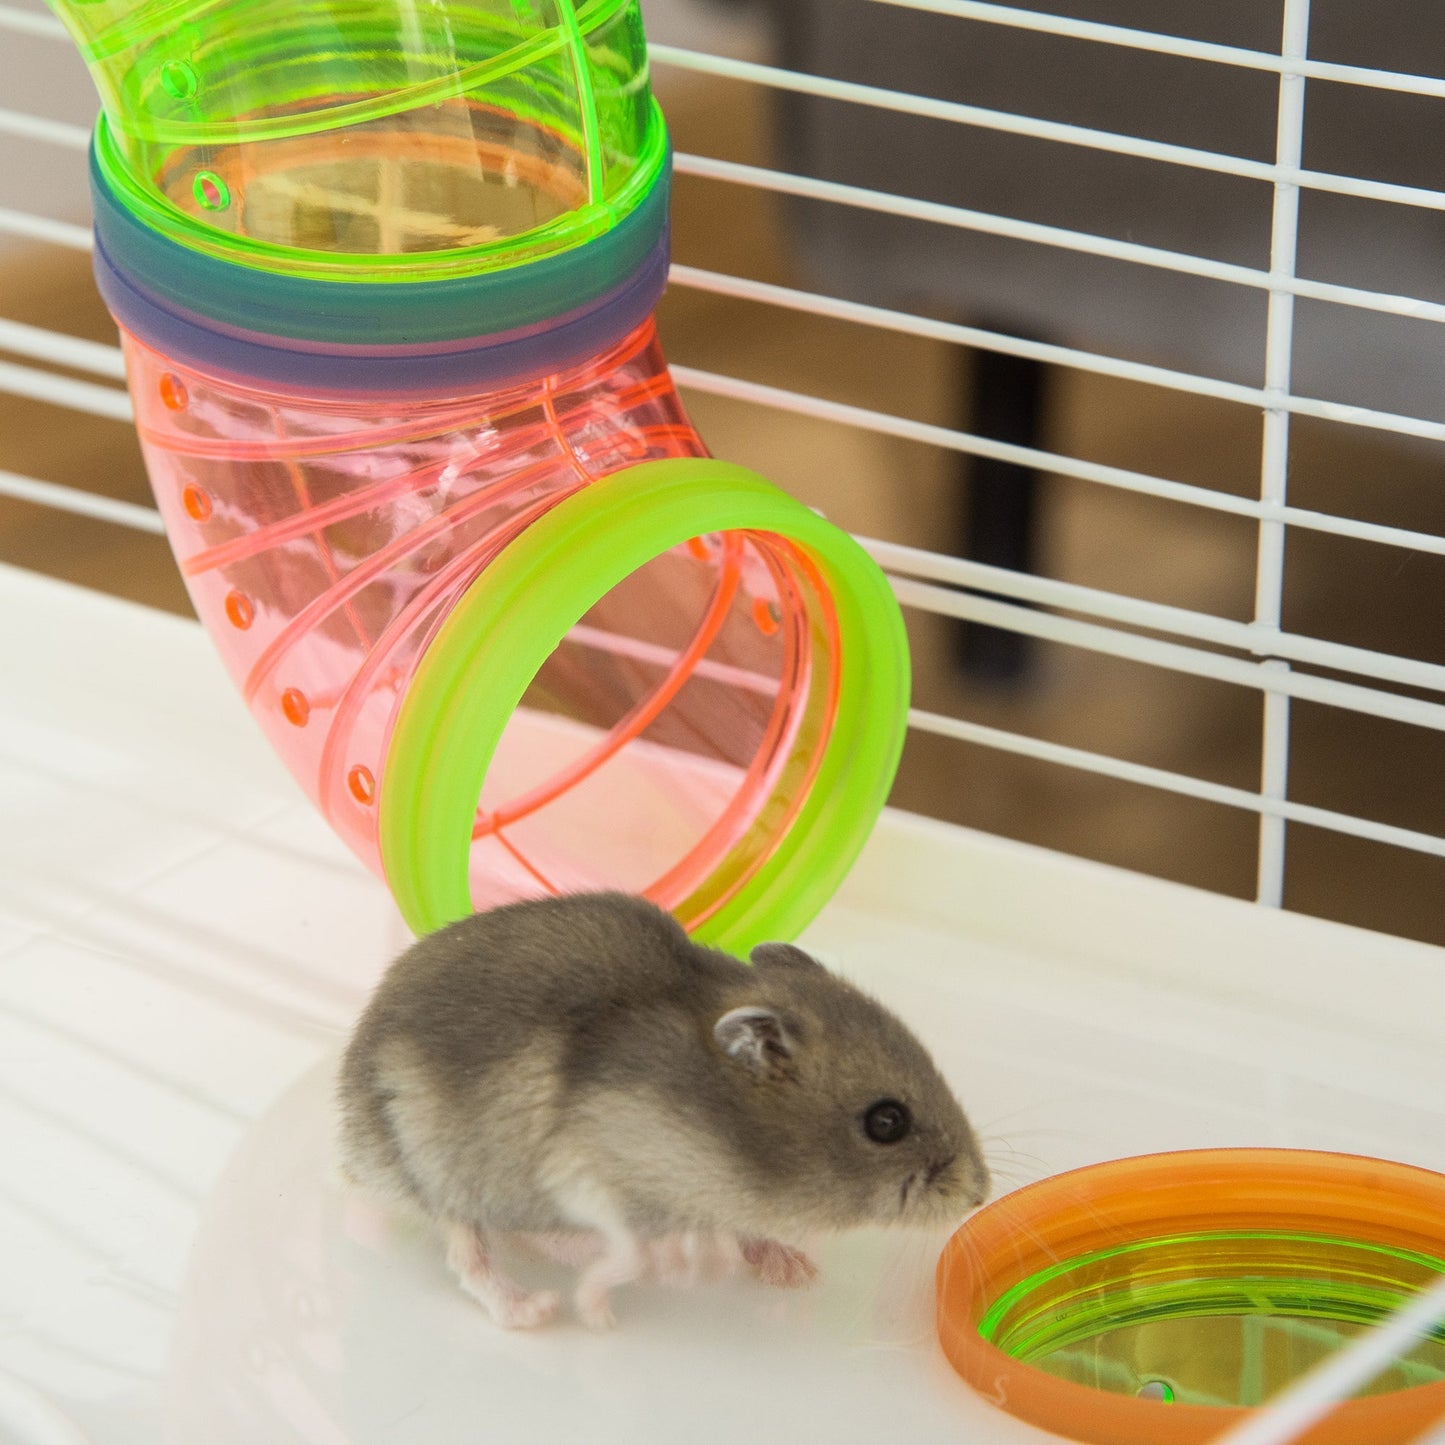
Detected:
left=956, top=340, right=1048, bottom=684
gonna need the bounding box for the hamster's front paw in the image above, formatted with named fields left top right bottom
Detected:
left=742, top=1238, right=819, bottom=1289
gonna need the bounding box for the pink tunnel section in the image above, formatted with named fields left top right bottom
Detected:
left=127, top=319, right=835, bottom=921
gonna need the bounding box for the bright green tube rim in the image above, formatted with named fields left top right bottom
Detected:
left=379, top=458, right=910, bottom=949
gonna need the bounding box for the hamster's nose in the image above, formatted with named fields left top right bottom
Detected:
left=962, top=1155, right=992, bottom=1209
left=929, top=1154, right=990, bottom=1210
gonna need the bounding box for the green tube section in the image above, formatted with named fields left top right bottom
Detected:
left=46, top=0, right=667, bottom=281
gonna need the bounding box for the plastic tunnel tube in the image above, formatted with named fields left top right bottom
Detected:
left=44, top=0, right=911, bottom=946
left=936, top=1149, right=1445, bottom=1445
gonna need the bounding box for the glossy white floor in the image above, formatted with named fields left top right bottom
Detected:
left=2, top=561, right=1443, bottom=1445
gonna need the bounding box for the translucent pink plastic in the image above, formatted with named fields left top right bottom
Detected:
left=130, top=320, right=832, bottom=921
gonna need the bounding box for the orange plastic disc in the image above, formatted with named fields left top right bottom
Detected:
left=936, top=1149, right=1445, bottom=1445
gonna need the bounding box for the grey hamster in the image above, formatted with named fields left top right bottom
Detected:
left=337, top=891, right=989, bottom=1329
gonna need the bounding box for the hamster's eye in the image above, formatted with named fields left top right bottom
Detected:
left=863, top=1099, right=911, bottom=1144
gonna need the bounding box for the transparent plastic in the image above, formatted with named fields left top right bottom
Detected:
left=57, top=0, right=910, bottom=944
left=128, top=319, right=908, bottom=944
left=936, top=1149, right=1445, bottom=1445
left=50, top=0, right=665, bottom=278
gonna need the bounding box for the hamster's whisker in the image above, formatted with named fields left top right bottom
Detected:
left=899, top=1171, right=918, bottom=1213
left=983, top=1163, right=1032, bottom=1188
left=1012, top=1214, right=1067, bottom=1267
left=976, top=1133, right=1051, bottom=1162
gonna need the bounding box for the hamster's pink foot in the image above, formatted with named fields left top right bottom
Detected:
left=445, top=1221, right=559, bottom=1329
left=492, top=1288, right=562, bottom=1330
left=647, top=1231, right=743, bottom=1285
left=574, top=1283, right=617, bottom=1331
left=742, top=1238, right=819, bottom=1288
left=574, top=1235, right=647, bottom=1329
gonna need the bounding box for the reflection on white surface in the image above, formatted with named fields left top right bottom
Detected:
left=0, top=1370, right=94, bottom=1445
left=3, top=564, right=1445, bottom=1444
left=165, top=1056, right=1010, bottom=1445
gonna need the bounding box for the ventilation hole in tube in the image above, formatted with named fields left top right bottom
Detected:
left=224, top=590, right=254, bottom=630
left=348, top=765, right=375, bottom=805
left=182, top=484, right=211, bottom=522
left=281, top=688, right=310, bottom=727
left=159, top=373, right=189, bottom=411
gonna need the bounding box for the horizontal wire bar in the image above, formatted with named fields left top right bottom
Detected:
left=4, top=464, right=1441, bottom=864
left=20, top=44, right=1445, bottom=218
left=0, top=358, right=133, bottom=420
left=653, top=46, right=1445, bottom=216
left=870, top=0, right=1445, bottom=102
left=671, top=361, right=1258, bottom=503
left=19, top=39, right=1445, bottom=216
left=0, top=468, right=165, bottom=534
left=672, top=151, right=1445, bottom=328
left=0, top=317, right=125, bottom=380
left=1, top=327, right=1442, bottom=565
left=863, top=536, right=1445, bottom=697
left=15, top=0, right=1437, bottom=108
left=27, top=265, right=1445, bottom=465
left=17, top=126, right=1445, bottom=336
left=909, top=709, right=1445, bottom=860
left=5, top=470, right=1444, bottom=861
left=669, top=263, right=1445, bottom=448
left=0, top=206, right=91, bottom=251
left=0, top=106, right=90, bottom=150
left=1, top=386, right=1436, bottom=708
left=0, top=3, right=65, bottom=38
left=670, top=363, right=1445, bottom=558
left=889, top=576, right=1445, bottom=733
left=0, top=340, right=1440, bottom=701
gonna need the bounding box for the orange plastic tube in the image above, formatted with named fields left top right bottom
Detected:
left=936, top=1149, right=1445, bottom=1445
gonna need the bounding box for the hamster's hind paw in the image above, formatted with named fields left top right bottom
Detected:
left=574, top=1283, right=617, bottom=1331
left=742, top=1238, right=819, bottom=1289
left=445, top=1221, right=560, bottom=1330
left=493, top=1288, right=561, bottom=1330
left=573, top=1234, right=647, bottom=1329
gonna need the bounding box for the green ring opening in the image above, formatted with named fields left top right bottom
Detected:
left=378, top=458, right=909, bottom=949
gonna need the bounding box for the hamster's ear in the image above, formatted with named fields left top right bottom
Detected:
left=714, top=1006, right=796, bottom=1077
left=749, top=942, right=824, bottom=972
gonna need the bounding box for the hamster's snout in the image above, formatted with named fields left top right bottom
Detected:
left=940, top=1142, right=992, bottom=1214
left=903, top=1148, right=990, bottom=1226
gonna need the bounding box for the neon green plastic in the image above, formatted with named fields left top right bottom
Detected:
left=379, top=458, right=911, bottom=951
left=51, top=0, right=666, bottom=278
left=981, top=1229, right=1445, bottom=1407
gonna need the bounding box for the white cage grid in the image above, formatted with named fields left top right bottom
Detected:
left=4, top=0, right=1445, bottom=917
left=2, top=3, right=1445, bottom=1438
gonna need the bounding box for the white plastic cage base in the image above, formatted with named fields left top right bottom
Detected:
left=1, top=562, right=1443, bottom=1445
left=6, top=0, right=1445, bottom=935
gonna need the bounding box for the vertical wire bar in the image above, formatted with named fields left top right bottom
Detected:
left=1253, top=0, right=1312, bottom=907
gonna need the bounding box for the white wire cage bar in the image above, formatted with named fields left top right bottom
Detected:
left=2, top=0, right=1445, bottom=916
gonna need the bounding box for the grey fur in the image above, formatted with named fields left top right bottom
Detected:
left=337, top=892, right=989, bottom=1322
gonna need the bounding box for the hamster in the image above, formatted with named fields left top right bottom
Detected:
left=337, top=891, right=989, bottom=1329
